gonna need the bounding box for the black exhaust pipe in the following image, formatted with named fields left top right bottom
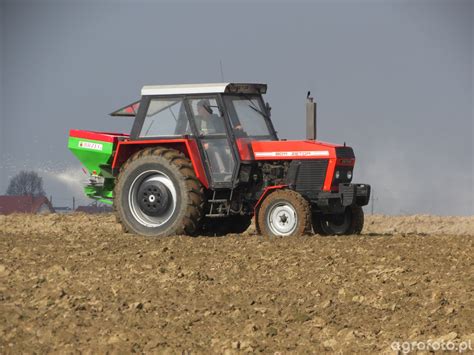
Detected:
left=306, top=92, right=317, bottom=140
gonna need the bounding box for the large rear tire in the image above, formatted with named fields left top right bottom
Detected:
left=312, top=205, right=364, bottom=236
left=114, top=147, right=204, bottom=237
left=256, top=189, right=311, bottom=237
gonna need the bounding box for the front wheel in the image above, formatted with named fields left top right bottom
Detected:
left=312, top=205, right=364, bottom=236
left=256, top=189, right=311, bottom=237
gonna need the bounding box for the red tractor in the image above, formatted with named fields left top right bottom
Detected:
left=68, top=83, right=370, bottom=237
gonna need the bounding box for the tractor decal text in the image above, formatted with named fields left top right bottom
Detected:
left=78, top=141, right=103, bottom=151
left=254, top=151, right=329, bottom=158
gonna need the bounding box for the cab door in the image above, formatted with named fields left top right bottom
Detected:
left=186, top=96, right=237, bottom=187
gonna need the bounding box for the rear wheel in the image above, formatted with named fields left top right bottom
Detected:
left=114, top=147, right=204, bottom=236
left=312, top=205, right=364, bottom=235
left=256, top=189, right=311, bottom=237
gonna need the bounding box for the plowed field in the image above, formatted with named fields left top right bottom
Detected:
left=1, top=214, right=473, bottom=353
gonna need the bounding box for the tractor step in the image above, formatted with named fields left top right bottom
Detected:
left=207, top=189, right=234, bottom=217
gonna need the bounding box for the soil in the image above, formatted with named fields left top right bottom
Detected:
left=0, top=213, right=473, bottom=353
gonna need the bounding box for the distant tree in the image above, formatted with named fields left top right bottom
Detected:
left=6, top=171, right=46, bottom=197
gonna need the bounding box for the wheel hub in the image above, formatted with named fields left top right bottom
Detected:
left=128, top=171, right=178, bottom=228
left=137, top=180, right=170, bottom=216
left=267, top=203, right=298, bottom=236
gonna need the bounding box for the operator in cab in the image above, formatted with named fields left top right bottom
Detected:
left=195, top=99, right=226, bottom=134
left=195, top=99, right=246, bottom=137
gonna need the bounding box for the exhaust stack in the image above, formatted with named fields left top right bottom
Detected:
left=306, top=93, right=317, bottom=140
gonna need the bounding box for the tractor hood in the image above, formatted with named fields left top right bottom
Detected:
left=251, top=140, right=346, bottom=160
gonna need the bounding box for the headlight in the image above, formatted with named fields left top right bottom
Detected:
left=347, top=170, right=352, bottom=179
left=335, top=170, right=340, bottom=179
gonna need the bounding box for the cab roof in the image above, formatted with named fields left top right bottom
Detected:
left=111, top=83, right=267, bottom=117
left=141, top=83, right=267, bottom=96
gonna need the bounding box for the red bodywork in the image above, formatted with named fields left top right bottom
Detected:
left=235, top=138, right=254, bottom=161
left=69, top=129, right=129, bottom=143
left=73, top=129, right=354, bottom=194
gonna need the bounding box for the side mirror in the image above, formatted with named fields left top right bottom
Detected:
left=265, top=102, right=272, bottom=117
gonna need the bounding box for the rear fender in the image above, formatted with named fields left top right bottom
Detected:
left=112, top=139, right=209, bottom=188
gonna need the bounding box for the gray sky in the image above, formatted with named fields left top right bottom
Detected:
left=0, top=0, right=472, bottom=215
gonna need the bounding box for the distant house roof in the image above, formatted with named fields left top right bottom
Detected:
left=0, top=195, right=55, bottom=215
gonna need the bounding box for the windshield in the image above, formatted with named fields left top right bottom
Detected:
left=224, top=95, right=276, bottom=140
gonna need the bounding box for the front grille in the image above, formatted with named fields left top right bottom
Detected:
left=335, top=147, right=355, bottom=159
left=286, top=159, right=328, bottom=197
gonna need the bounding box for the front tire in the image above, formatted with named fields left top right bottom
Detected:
left=114, top=147, right=204, bottom=237
left=256, top=189, right=311, bottom=237
left=312, top=205, right=364, bottom=235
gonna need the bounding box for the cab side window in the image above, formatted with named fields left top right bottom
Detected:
left=140, top=98, right=191, bottom=137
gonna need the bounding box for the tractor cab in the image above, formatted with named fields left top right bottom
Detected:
left=111, top=83, right=277, bottom=188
